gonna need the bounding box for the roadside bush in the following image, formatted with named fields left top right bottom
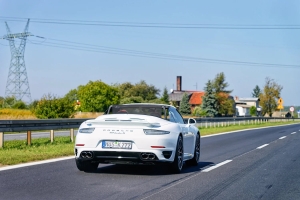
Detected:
left=250, top=106, right=257, bottom=116
left=77, top=80, right=120, bottom=112
left=12, top=101, right=27, bottom=109
left=192, top=106, right=206, bottom=117
left=34, top=94, right=76, bottom=119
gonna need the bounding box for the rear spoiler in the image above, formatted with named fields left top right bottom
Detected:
left=84, top=119, right=161, bottom=128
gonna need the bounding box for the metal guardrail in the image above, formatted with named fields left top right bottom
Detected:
left=0, top=119, right=89, bottom=132
left=0, top=117, right=298, bottom=148
left=0, top=119, right=91, bottom=148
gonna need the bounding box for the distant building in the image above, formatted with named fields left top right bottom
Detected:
left=168, top=76, right=204, bottom=110
left=234, top=97, right=260, bottom=116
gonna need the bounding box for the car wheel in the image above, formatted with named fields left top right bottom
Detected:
left=186, top=133, right=200, bottom=166
left=170, top=135, right=184, bottom=173
left=76, top=159, right=98, bottom=172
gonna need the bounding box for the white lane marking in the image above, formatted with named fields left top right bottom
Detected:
left=141, top=159, right=233, bottom=199
left=257, top=144, right=269, bottom=149
left=202, top=160, right=232, bottom=172
left=279, top=136, right=286, bottom=140
left=0, top=156, right=74, bottom=172
left=291, top=132, right=296, bottom=134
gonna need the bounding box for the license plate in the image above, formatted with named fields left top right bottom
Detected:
left=102, top=141, right=132, bottom=149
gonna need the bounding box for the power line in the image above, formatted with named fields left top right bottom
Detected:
left=1, top=16, right=300, bottom=29
left=27, top=37, right=300, bottom=69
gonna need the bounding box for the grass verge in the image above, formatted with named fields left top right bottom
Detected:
left=199, top=121, right=300, bottom=136
left=0, top=121, right=299, bottom=166
left=0, top=137, right=73, bottom=166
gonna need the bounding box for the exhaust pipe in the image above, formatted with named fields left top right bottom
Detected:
left=86, top=152, right=93, bottom=158
left=80, top=151, right=87, bottom=158
left=80, top=151, right=93, bottom=159
left=141, top=153, right=149, bottom=160
left=148, top=154, right=155, bottom=160
left=140, top=153, right=156, bottom=160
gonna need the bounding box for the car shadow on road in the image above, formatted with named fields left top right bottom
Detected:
left=85, top=161, right=214, bottom=176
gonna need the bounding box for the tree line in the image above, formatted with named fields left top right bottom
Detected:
left=0, top=73, right=283, bottom=118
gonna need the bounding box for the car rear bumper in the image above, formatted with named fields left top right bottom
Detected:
left=75, top=150, right=173, bottom=165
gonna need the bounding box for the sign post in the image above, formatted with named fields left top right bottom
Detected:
left=290, top=106, right=295, bottom=118
left=277, top=98, right=284, bottom=117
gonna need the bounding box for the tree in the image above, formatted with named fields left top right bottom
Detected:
left=129, top=80, right=160, bottom=101
left=179, top=93, right=191, bottom=115
left=217, top=96, right=235, bottom=116
left=34, top=94, right=75, bottom=119
left=161, top=87, right=169, bottom=104
left=213, top=72, right=233, bottom=94
left=212, top=72, right=233, bottom=116
left=201, top=80, right=218, bottom=117
left=259, top=77, right=283, bottom=117
left=116, top=80, right=160, bottom=103
left=120, top=96, right=144, bottom=104
left=252, top=85, right=261, bottom=98
left=78, top=80, right=120, bottom=112
left=115, top=82, right=134, bottom=98
left=65, top=89, right=79, bottom=102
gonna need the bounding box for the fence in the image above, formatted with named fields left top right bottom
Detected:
left=0, top=117, right=298, bottom=148
left=191, top=117, right=298, bottom=128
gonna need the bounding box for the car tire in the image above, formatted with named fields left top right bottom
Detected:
left=186, top=133, right=200, bottom=166
left=76, top=159, right=98, bottom=172
left=170, top=135, right=184, bottom=173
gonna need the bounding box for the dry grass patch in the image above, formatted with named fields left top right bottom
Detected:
left=0, top=108, right=37, bottom=119
left=74, top=112, right=103, bottom=118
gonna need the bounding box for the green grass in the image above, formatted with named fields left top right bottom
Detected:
left=199, top=121, right=299, bottom=136
left=0, top=120, right=299, bottom=166
left=0, top=137, right=74, bottom=166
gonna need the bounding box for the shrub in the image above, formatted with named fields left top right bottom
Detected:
left=250, top=106, right=257, bottom=116
left=192, top=106, right=206, bottom=117
left=34, top=94, right=76, bottom=119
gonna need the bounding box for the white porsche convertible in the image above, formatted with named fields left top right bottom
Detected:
left=75, top=103, right=201, bottom=173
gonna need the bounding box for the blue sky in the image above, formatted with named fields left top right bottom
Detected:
left=0, top=1, right=299, bottom=106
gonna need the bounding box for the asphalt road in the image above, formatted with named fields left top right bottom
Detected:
left=1, top=124, right=300, bottom=200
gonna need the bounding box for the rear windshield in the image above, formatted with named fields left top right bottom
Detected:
left=106, top=105, right=166, bottom=119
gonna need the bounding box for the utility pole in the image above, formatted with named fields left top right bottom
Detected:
left=2, top=19, right=32, bottom=102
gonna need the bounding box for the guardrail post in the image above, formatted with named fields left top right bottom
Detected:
left=50, top=130, right=54, bottom=143
left=0, top=132, right=4, bottom=148
left=27, top=131, right=31, bottom=145
left=70, top=128, right=74, bottom=142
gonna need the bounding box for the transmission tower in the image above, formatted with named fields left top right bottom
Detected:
left=3, top=19, right=32, bottom=102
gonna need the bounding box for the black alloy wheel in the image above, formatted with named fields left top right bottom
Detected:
left=170, top=135, right=184, bottom=173
left=186, top=133, right=200, bottom=166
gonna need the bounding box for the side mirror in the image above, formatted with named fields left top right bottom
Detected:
left=188, top=118, right=196, bottom=125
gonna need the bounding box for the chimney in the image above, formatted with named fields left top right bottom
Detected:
left=176, top=76, right=182, bottom=91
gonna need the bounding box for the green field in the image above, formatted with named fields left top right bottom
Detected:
left=0, top=121, right=299, bottom=166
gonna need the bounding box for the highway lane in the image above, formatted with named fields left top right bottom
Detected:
left=4, top=130, right=78, bottom=141
left=0, top=124, right=300, bottom=200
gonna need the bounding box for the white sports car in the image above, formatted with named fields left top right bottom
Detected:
left=75, top=103, right=201, bottom=173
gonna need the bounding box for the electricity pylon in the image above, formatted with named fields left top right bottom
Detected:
left=3, top=19, right=32, bottom=102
